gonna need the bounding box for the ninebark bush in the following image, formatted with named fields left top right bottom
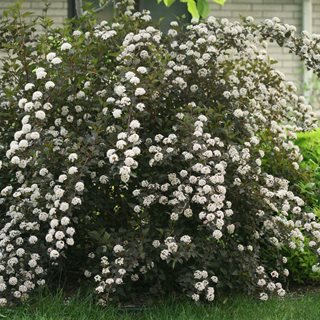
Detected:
left=0, top=0, right=320, bottom=306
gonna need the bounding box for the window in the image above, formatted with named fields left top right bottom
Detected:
left=71, top=0, right=189, bottom=30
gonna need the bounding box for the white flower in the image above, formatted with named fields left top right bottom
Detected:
left=61, top=42, right=72, bottom=51
left=30, top=132, right=40, bottom=140
left=130, top=76, right=140, bottom=85
left=68, top=153, right=78, bottom=162
left=11, top=156, right=20, bottom=165
left=137, top=66, right=147, bottom=74
left=50, top=219, right=59, bottom=228
left=212, top=230, right=222, bottom=240
left=114, top=85, right=126, bottom=96
left=257, top=279, right=266, bottom=287
left=160, top=249, right=170, bottom=260
left=198, top=114, right=208, bottom=122
left=112, top=109, right=122, bottom=118
left=152, top=240, right=161, bottom=248
left=105, top=279, right=114, bottom=285
left=68, top=166, right=78, bottom=175
left=66, top=227, right=75, bottom=236
left=135, top=88, right=146, bottom=96
left=125, top=71, right=135, bottom=80
left=51, top=57, right=62, bottom=65
left=58, top=174, right=68, bottom=183
left=277, top=289, right=286, bottom=297
left=73, top=30, right=82, bottom=36
left=84, top=270, right=91, bottom=278
left=35, top=110, right=46, bottom=120
left=42, top=231, right=50, bottom=243
left=56, top=240, right=65, bottom=249
left=55, top=231, right=65, bottom=240
left=129, top=120, right=140, bottom=129
left=109, top=154, right=119, bottom=163
left=176, top=113, right=184, bottom=120
left=35, top=67, right=47, bottom=79
left=75, top=182, right=85, bottom=192
left=184, top=208, right=193, bottom=218
left=46, top=52, right=56, bottom=61
left=45, top=81, right=55, bottom=90
left=72, top=197, right=81, bottom=205
left=18, top=98, right=27, bottom=108
left=60, top=202, right=69, bottom=212
left=194, top=282, right=206, bottom=291
left=39, top=168, right=48, bottom=176
left=25, top=83, right=35, bottom=91
left=113, top=244, right=124, bottom=253
left=99, top=175, right=108, bottom=184
left=32, top=91, right=43, bottom=100
left=124, top=157, right=135, bottom=166
left=192, top=294, right=199, bottom=301
left=50, top=250, right=60, bottom=259
left=136, top=103, right=145, bottom=111
left=233, top=109, right=243, bottom=118
left=24, top=102, right=34, bottom=112
left=180, top=235, right=192, bottom=244
left=61, top=217, right=70, bottom=225
left=168, top=242, right=178, bottom=253
left=0, top=298, right=7, bottom=306
left=259, top=293, right=268, bottom=301
left=8, top=277, right=18, bottom=286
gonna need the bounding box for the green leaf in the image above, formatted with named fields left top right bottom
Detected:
left=164, top=0, right=176, bottom=6
left=21, top=11, right=33, bottom=18
left=197, top=0, right=210, bottom=17
left=213, top=0, right=226, bottom=5
left=187, top=0, right=200, bottom=20
left=157, top=0, right=163, bottom=3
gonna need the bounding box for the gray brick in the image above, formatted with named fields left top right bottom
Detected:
left=283, top=4, right=301, bottom=11
left=48, top=8, right=67, bottom=17
left=228, top=4, right=252, bottom=11
left=232, top=11, right=259, bottom=18
left=0, top=0, right=67, bottom=26
left=262, top=11, right=294, bottom=18
left=252, top=4, right=283, bottom=11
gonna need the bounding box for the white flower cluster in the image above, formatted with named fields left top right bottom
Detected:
left=192, top=270, right=217, bottom=302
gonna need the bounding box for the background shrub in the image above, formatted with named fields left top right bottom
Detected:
left=282, top=129, right=320, bottom=284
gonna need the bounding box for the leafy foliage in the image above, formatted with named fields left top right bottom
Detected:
left=156, top=0, right=226, bottom=19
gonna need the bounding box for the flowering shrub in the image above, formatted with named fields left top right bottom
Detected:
left=1, top=0, right=320, bottom=306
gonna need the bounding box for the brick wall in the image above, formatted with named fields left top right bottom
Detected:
left=209, top=0, right=306, bottom=83
left=0, top=0, right=68, bottom=27
left=313, top=1, right=320, bottom=34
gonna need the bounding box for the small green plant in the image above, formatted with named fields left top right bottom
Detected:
left=156, top=0, right=226, bottom=20
left=295, top=129, right=320, bottom=207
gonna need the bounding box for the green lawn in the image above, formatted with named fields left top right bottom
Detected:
left=2, top=290, right=320, bottom=320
